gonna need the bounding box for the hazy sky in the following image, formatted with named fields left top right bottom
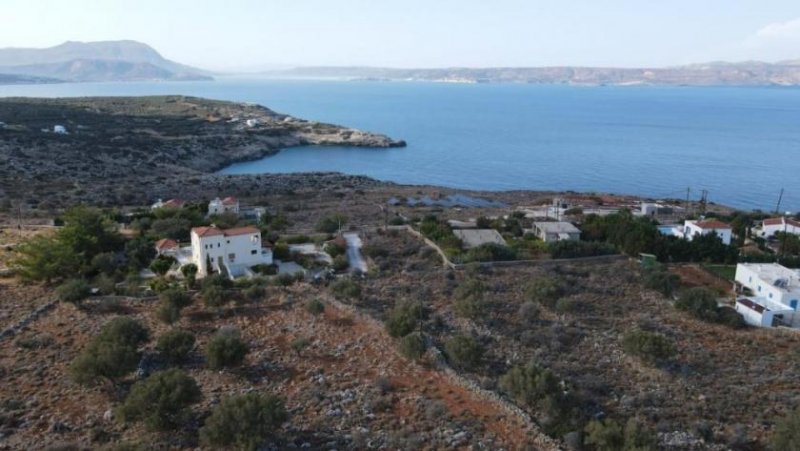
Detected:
left=3, top=0, right=800, bottom=70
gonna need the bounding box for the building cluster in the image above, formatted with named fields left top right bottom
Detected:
left=734, top=263, right=800, bottom=328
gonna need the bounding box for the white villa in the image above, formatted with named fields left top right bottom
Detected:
left=683, top=219, right=732, bottom=245
left=530, top=221, right=581, bottom=243
left=734, top=263, right=800, bottom=328
left=759, top=217, right=800, bottom=238
left=191, top=226, right=272, bottom=278
left=208, top=196, right=240, bottom=216
left=151, top=198, right=186, bottom=210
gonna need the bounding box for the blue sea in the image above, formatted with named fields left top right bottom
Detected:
left=2, top=78, right=798, bottom=211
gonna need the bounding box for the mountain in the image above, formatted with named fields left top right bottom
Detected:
left=0, top=41, right=211, bottom=83
left=259, top=62, right=800, bottom=86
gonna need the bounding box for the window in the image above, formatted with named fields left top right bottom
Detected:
left=758, top=286, right=762, bottom=292
left=217, top=243, right=221, bottom=248
left=228, top=253, right=236, bottom=262
left=251, top=250, right=257, bottom=255
left=226, top=240, right=230, bottom=244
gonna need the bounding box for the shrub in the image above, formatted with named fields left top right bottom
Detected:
left=70, top=318, right=149, bottom=385
left=331, top=279, right=361, bottom=300
left=206, top=330, right=248, bottom=369
left=160, top=287, right=192, bottom=309
left=622, top=330, right=676, bottom=363
left=464, top=243, right=517, bottom=262
left=385, top=300, right=425, bottom=338
left=180, top=263, right=198, bottom=288
left=324, top=242, right=346, bottom=258
left=272, top=242, right=290, bottom=260
left=149, top=256, right=176, bottom=276
left=454, top=279, right=485, bottom=302
left=717, top=306, right=746, bottom=329
left=116, top=369, right=201, bottom=431
left=156, top=329, right=195, bottom=364
left=548, top=240, right=616, bottom=259
left=199, top=393, right=287, bottom=451
left=643, top=269, right=680, bottom=297
left=243, top=285, right=265, bottom=302
left=202, top=285, right=226, bottom=308
left=518, top=301, right=540, bottom=323
left=202, top=273, right=233, bottom=290
left=675, top=287, right=722, bottom=321
left=584, top=419, right=624, bottom=451
left=57, top=279, right=91, bottom=304
left=399, top=332, right=427, bottom=360
left=317, top=214, right=347, bottom=234
left=93, top=273, right=117, bottom=296
left=555, top=298, right=580, bottom=314
left=771, top=407, right=800, bottom=451
left=453, top=294, right=485, bottom=319
left=276, top=272, right=302, bottom=287
left=305, top=298, right=325, bottom=315
left=290, top=337, right=311, bottom=355
left=526, top=278, right=563, bottom=308
left=332, top=254, right=349, bottom=272
left=498, top=361, right=559, bottom=408
left=444, top=335, right=483, bottom=370
left=157, top=302, right=181, bottom=324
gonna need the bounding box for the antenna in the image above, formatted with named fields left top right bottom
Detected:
left=699, top=190, right=709, bottom=215
left=775, top=188, right=785, bottom=216
left=685, top=187, right=691, bottom=217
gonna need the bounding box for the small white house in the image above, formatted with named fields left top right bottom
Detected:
left=641, top=203, right=675, bottom=217
left=530, top=222, right=581, bottom=243
left=53, top=125, right=68, bottom=134
left=734, top=263, right=800, bottom=327
left=191, top=226, right=272, bottom=278
left=246, top=119, right=259, bottom=128
left=151, top=198, right=186, bottom=210
left=208, top=197, right=240, bottom=216
left=683, top=219, right=732, bottom=245
left=453, top=229, right=507, bottom=249
left=760, top=217, right=800, bottom=238
left=735, top=297, right=795, bottom=328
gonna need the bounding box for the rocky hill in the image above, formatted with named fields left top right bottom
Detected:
left=0, top=96, right=405, bottom=207
left=0, top=41, right=211, bottom=83
left=265, top=61, right=800, bottom=86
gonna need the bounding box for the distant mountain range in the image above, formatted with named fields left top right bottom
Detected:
left=259, top=62, right=800, bottom=86
left=0, top=41, right=211, bottom=83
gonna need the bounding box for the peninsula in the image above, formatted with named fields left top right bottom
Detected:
left=0, top=96, right=405, bottom=207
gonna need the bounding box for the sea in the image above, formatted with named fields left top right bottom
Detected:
left=2, top=78, right=798, bottom=211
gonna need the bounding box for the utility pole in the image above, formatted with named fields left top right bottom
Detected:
left=775, top=188, right=785, bottom=216
left=685, top=187, right=691, bottom=217
left=699, top=190, right=709, bottom=216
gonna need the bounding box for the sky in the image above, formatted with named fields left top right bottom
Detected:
left=3, top=0, right=800, bottom=70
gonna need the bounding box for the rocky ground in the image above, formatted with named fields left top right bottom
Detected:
left=0, top=96, right=404, bottom=207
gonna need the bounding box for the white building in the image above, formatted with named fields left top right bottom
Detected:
left=453, top=229, right=507, bottom=249
left=246, top=119, right=259, bottom=127
left=734, top=263, right=800, bottom=327
left=191, top=226, right=272, bottom=279
left=683, top=219, right=732, bottom=245
left=760, top=217, right=800, bottom=238
left=208, top=196, right=240, bottom=216
left=151, top=198, right=186, bottom=210
left=53, top=125, right=68, bottom=134
left=530, top=222, right=581, bottom=243
left=640, top=203, right=675, bottom=217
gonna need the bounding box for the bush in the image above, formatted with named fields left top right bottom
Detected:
left=180, top=263, right=198, bottom=288
left=385, top=300, right=425, bottom=338
left=157, top=288, right=192, bottom=324
left=771, top=407, right=800, bottom=451
left=584, top=419, right=624, bottom=451
left=526, top=278, right=563, bottom=308
left=317, top=214, right=347, bottom=234
left=717, top=306, right=746, bottom=329
left=290, top=337, right=311, bottom=355
left=675, top=287, right=722, bottom=322
left=547, top=240, right=616, bottom=259
left=200, top=393, right=287, bottom=451
left=454, top=294, right=485, bottom=319
left=621, top=330, right=676, bottom=363
left=202, top=285, right=226, bottom=308
left=463, top=243, right=517, bottom=262
left=70, top=317, right=149, bottom=385
left=399, top=332, right=427, bottom=360
left=57, top=279, right=91, bottom=304
left=498, top=361, right=559, bottom=408
left=332, top=254, right=349, bottom=272
left=305, top=298, right=325, bottom=315
left=116, top=369, right=201, bottom=431
left=518, top=301, right=540, bottom=323
left=157, top=302, right=181, bottom=324
left=243, top=285, right=265, bottom=302
left=324, top=242, right=346, bottom=258
left=206, top=330, right=248, bottom=369
left=643, top=269, right=680, bottom=297
left=555, top=298, right=580, bottom=314
left=276, top=272, right=302, bottom=287
left=444, top=335, right=483, bottom=370
left=584, top=418, right=656, bottom=451
left=149, top=256, right=176, bottom=276
left=331, top=279, right=361, bottom=300
left=156, top=329, right=195, bottom=364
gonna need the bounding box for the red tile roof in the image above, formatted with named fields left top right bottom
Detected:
left=192, top=226, right=260, bottom=238
left=222, top=196, right=238, bottom=205
left=192, top=226, right=224, bottom=237
left=694, top=220, right=731, bottom=230
left=154, top=238, right=178, bottom=250
left=161, top=199, right=186, bottom=208
left=764, top=217, right=800, bottom=228
left=222, top=226, right=259, bottom=237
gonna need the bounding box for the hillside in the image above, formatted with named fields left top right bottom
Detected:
left=0, top=41, right=211, bottom=82
left=0, top=96, right=405, bottom=207
left=263, top=62, right=800, bottom=86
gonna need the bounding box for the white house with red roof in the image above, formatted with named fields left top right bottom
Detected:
left=683, top=219, right=732, bottom=245
left=154, top=238, right=179, bottom=256
left=151, top=198, right=187, bottom=210
left=760, top=217, right=800, bottom=238
left=208, top=197, right=240, bottom=216
left=734, top=263, right=800, bottom=327
left=191, top=225, right=272, bottom=278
